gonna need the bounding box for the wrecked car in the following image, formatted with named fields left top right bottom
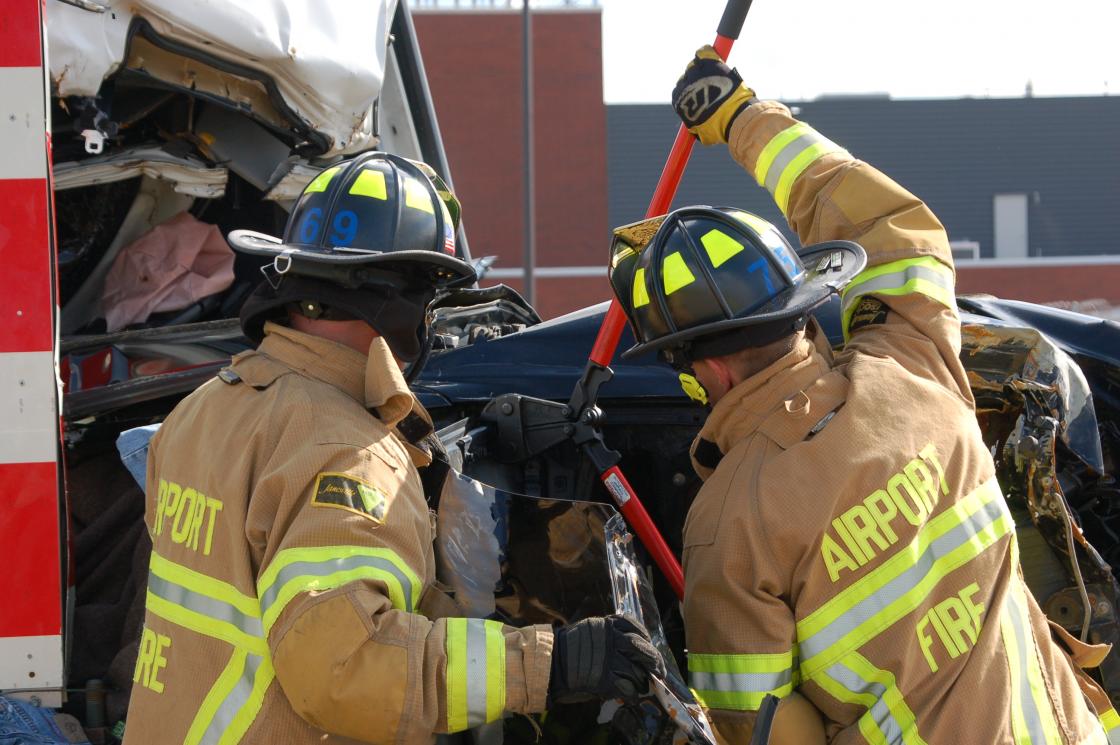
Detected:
left=4, top=0, right=1120, bottom=742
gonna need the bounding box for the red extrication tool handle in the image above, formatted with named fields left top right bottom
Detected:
left=581, top=0, right=754, bottom=601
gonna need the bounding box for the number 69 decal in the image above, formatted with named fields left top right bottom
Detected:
left=298, top=208, right=360, bottom=247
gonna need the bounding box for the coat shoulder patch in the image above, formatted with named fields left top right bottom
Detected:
left=848, top=296, right=889, bottom=333
left=312, top=472, right=387, bottom=523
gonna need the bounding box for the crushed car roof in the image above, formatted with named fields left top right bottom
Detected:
left=47, top=0, right=397, bottom=156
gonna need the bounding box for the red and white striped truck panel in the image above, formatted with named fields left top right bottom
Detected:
left=0, top=0, right=65, bottom=704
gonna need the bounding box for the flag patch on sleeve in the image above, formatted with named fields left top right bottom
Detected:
left=312, top=473, right=387, bottom=523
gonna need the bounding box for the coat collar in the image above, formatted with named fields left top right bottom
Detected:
left=252, top=322, right=415, bottom=428
left=690, top=324, right=841, bottom=479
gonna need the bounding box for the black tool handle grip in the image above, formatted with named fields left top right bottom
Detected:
left=717, top=0, right=754, bottom=40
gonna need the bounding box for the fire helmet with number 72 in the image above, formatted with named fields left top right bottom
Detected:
left=608, top=206, right=867, bottom=361
left=228, top=152, right=476, bottom=361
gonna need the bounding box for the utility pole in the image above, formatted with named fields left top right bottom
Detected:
left=521, top=0, right=536, bottom=305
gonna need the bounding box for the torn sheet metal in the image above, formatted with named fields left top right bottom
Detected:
left=963, top=322, right=1104, bottom=474
left=436, top=471, right=714, bottom=745
left=53, top=147, right=227, bottom=198
left=46, top=0, right=396, bottom=156
left=264, top=161, right=323, bottom=203
left=963, top=322, right=1120, bottom=694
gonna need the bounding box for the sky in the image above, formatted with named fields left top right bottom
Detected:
left=600, top=0, right=1120, bottom=103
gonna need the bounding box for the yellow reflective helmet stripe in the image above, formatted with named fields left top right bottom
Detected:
left=700, top=229, right=746, bottom=268
left=1100, top=708, right=1120, bottom=744
left=797, top=478, right=1010, bottom=677
left=349, top=168, right=388, bottom=200
left=815, top=652, right=927, bottom=745
left=840, top=256, right=955, bottom=340
left=445, top=618, right=507, bottom=732
left=687, top=649, right=797, bottom=712
left=305, top=166, right=340, bottom=194
left=632, top=267, right=651, bottom=308
left=754, top=123, right=846, bottom=216
left=257, top=545, right=421, bottom=638
left=1000, top=540, right=1063, bottom=745
left=404, top=176, right=436, bottom=214
left=662, top=251, right=696, bottom=295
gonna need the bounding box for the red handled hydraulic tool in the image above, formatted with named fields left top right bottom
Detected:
left=574, top=0, right=754, bottom=600
left=484, top=0, right=754, bottom=602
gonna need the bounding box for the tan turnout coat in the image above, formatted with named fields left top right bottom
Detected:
left=682, top=101, right=1115, bottom=745
left=124, top=323, right=552, bottom=745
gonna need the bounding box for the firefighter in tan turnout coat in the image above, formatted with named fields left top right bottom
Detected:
left=123, top=153, right=662, bottom=745
left=608, top=47, right=1119, bottom=745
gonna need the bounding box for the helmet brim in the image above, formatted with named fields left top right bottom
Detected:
left=621, top=239, right=867, bottom=359
left=228, top=229, right=477, bottom=286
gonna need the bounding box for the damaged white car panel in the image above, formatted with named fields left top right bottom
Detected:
left=47, top=0, right=397, bottom=156
left=53, top=146, right=228, bottom=198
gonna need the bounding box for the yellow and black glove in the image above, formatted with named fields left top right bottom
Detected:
left=671, top=45, right=756, bottom=146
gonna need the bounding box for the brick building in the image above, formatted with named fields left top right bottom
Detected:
left=414, top=3, right=610, bottom=319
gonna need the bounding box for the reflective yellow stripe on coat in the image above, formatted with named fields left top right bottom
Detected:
left=687, top=649, right=798, bottom=711
left=840, top=256, right=956, bottom=340
left=144, top=550, right=274, bottom=745
left=445, top=619, right=507, bottom=732
left=754, top=122, right=847, bottom=216
left=814, top=652, right=926, bottom=745
left=1100, top=708, right=1120, bottom=745
left=797, top=478, right=1010, bottom=678
left=256, top=544, right=421, bottom=637
left=1000, top=539, right=1063, bottom=745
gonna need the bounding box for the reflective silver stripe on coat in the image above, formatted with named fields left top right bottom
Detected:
left=688, top=668, right=794, bottom=697
left=257, top=553, right=415, bottom=615
left=199, top=652, right=265, bottom=745
left=800, top=498, right=1008, bottom=666
left=763, top=131, right=833, bottom=194
left=840, top=263, right=955, bottom=315
left=1004, top=589, right=1051, bottom=744
left=826, top=661, right=904, bottom=744
left=148, top=575, right=263, bottom=638
left=465, top=619, right=489, bottom=728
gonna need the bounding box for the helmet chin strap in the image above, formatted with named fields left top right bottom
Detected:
left=678, top=372, right=710, bottom=408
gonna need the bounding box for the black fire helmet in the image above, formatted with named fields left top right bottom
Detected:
left=228, top=152, right=477, bottom=361
left=609, top=206, right=866, bottom=361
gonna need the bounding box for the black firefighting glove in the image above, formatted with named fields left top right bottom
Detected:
left=671, top=45, right=757, bottom=146
left=548, top=615, right=665, bottom=705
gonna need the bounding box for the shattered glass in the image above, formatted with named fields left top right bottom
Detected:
left=436, top=471, right=713, bottom=745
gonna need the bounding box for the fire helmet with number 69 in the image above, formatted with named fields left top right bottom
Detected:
left=227, top=152, right=476, bottom=361
left=229, top=151, right=475, bottom=286
left=609, top=206, right=867, bottom=360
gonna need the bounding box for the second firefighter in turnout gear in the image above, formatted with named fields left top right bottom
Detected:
left=608, top=47, right=1119, bottom=745
left=124, top=152, right=661, bottom=745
